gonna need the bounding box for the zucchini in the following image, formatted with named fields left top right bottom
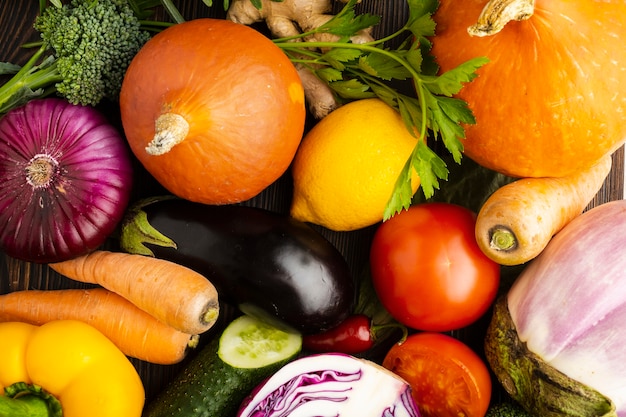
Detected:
left=143, top=314, right=302, bottom=417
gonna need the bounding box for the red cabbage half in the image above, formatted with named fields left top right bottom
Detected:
left=237, top=353, right=421, bottom=417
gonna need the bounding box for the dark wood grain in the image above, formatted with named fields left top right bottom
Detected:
left=0, top=0, right=624, bottom=406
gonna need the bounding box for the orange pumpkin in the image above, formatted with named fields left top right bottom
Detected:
left=120, top=19, right=306, bottom=204
left=431, top=0, right=626, bottom=178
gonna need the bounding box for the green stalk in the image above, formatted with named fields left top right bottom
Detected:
left=0, top=382, right=63, bottom=417
left=0, top=44, right=62, bottom=115
left=276, top=40, right=430, bottom=141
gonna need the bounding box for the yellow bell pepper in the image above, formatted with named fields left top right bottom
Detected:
left=0, top=320, right=145, bottom=417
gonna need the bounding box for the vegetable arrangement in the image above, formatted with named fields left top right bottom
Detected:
left=0, top=320, right=145, bottom=417
left=1, top=1, right=624, bottom=416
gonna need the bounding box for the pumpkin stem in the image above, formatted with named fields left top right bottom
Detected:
left=145, top=113, right=190, bottom=156
left=468, top=0, right=535, bottom=37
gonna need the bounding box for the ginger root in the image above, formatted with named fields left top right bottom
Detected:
left=227, top=0, right=375, bottom=119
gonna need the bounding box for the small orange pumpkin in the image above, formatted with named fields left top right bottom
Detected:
left=431, top=0, right=626, bottom=178
left=120, top=19, right=306, bottom=204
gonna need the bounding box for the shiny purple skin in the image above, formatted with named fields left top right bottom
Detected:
left=0, top=98, right=133, bottom=263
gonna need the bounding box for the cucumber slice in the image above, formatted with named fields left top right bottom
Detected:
left=218, top=315, right=303, bottom=369
left=144, top=314, right=302, bottom=417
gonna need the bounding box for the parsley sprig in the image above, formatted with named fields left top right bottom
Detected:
left=271, top=0, right=488, bottom=219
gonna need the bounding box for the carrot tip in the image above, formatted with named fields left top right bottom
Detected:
left=489, top=226, right=518, bottom=251
left=202, top=305, right=220, bottom=328
left=188, top=334, right=201, bottom=350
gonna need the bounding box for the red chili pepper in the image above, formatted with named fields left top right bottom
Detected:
left=303, top=314, right=374, bottom=354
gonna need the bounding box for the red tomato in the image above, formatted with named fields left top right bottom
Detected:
left=370, top=203, right=499, bottom=332
left=383, top=332, right=492, bottom=417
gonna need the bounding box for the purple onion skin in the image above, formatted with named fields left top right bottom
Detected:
left=0, top=98, right=133, bottom=263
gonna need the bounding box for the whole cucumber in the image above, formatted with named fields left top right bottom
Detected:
left=120, top=197, right=355, bottom=334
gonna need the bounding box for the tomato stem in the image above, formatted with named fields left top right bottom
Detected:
left=468, top=0, right=535, bottom=37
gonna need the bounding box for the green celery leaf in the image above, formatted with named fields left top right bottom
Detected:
left=423, top=93, right=465, bottom=163
left=424, top=56, right=489, bottom=96
left=318, top=0, right=381, bottom=37
left=329, top=79, right=375, bottom=99
left=437, top=95, right=477, bottom=126
left=384, top=157, right=415, bottom=220
left=412, top=152, right=516, bottom=214
left=0, top=62, right=21, bottom=76
left=315, top=67, right=344, bottom=83
left=403, top=47, right=424, bottom=73
left=322, top=48, right=363, bottom=70
left=369, top=84, right=399, bottom=107
left=407, top=11, right=437, bottom=40
left=359, top=52, right=412, bottom=80
left=412, top=140, right=448, bottom=198
left=397, top=96, right=424, bottom=137
left=406, top=0, right=439, bottom=19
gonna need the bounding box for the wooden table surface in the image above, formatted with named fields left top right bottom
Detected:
left=1, top=0, right=625, bottom=405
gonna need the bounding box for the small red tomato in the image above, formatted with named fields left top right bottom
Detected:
left=370, top=203, right=500, bottom=332
left=383, top=332, right=492, bottom=417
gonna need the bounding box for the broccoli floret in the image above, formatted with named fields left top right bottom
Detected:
left=0, top=0, right=153, bottom=114
left=486, top=402, right=535, bottom=417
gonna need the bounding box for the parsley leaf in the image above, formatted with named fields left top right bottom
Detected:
left=208, top=0, right=487, bottom=220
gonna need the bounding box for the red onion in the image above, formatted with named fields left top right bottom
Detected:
left=0, top=98, right=133, bottom=263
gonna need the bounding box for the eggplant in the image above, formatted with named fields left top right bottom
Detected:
left=120, top=197, right=356, bottom=334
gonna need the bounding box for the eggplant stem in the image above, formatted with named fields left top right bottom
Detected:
left=468, top=0, right=535, bottom=37
left=119, top=196, right=179, bottom=256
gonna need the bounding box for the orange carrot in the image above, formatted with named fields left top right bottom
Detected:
left=49, top=250, right=219, bottom=335
left=0, top=288, right=199, bottom=365
left=475, top=154, right=612, bottom=266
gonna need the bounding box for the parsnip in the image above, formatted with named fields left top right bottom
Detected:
left=475, top=154, right=613, bottom=266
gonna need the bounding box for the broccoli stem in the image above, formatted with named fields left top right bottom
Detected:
left=0, top=382, right=63, bottom=417
left=0, top=44, right=62, bottom=115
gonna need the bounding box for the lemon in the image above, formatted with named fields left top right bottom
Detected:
left=290, top=98, right=421, bottom=231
